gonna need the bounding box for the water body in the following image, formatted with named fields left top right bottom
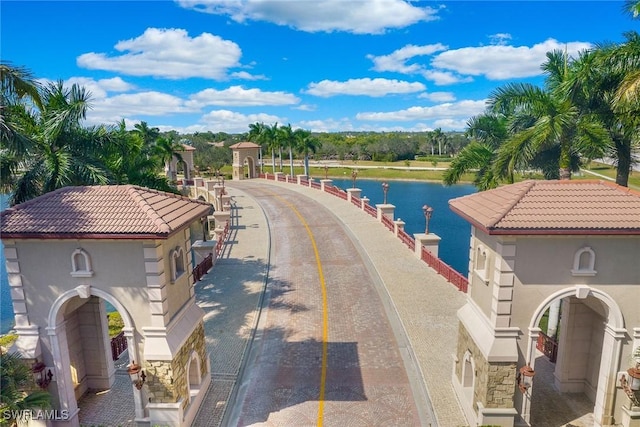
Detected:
left=329, top=179, right=476, bottom=277
left=0, top=180, right=476, bottom=334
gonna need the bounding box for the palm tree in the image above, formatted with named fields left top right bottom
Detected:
left=132, top=121, right=160, bottom=147
left=0, top=352, right=51, bottom=427
left=432, top=128, right=445, bottom=156
left=278, top=123, right=296, bottom=176
left=1, top=63, right=43, bottom=193
left=154, top=135, right=184, bottom=181
left=573, top=32, right=640, bottom=187
left=443, top=113, right=509, bottom=190
left=248, top=122, right=267, bottom=173
left=489, top=50, right=609, bottom=181
left=8, top=80, right=110, bottom=205
left=624, top=0, right=640, bottom=18
left=264, top=123, right=280, bottom=174
left=293, top=128, right=320, bottom=177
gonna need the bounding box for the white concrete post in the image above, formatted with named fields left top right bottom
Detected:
left=414, top=233, right=441, bottom=258
left=393, top=218, right=405, bottom=236
left=320, top=179, right=333, bottom=191
left=347, top=188, right=362, bottom=203
left=376, top=204, right=395, bottom=222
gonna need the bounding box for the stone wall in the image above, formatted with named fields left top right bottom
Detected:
left=455, top=323, right=517, bottom=410
left=145, top=321, right=208, bottom=414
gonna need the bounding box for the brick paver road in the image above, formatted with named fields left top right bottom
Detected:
left=225, top=182, right=434, bottom=427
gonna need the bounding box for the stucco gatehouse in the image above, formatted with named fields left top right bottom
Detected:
left=0, top=185, right=213, bottom=427
left=449, top=180, right=640, bottom=427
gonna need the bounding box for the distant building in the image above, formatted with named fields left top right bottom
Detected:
left=1, top=185, right=212, bottom=427
left=449, top=180, right=640, bottom=427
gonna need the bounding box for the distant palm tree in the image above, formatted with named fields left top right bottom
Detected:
left=133, top=121, right=160, bottom=147
left=294, top=128, right=321, bottom=177
left=248, top=122, right=267, bottom=172
left=0, top=352, right=51, bottom=427
left=154, top=136, right=184, bottom=181
left=278, top=123, right=296, bottom=176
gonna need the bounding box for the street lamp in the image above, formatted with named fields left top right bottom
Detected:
left=382, top=182, right=389, bottom=204
left=324, top=164, right=329, bottom=179
left=351, top=170, right=358, bottom=188
left=422, top=204, right=434, bottom=234
left=128, top=360, right=146, bottom=390
left=517, top=365, right=536, bottom=394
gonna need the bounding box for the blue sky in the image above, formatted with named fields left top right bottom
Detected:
left=2, top=1, right=637, bottom=134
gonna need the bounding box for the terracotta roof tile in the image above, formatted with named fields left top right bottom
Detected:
left=229, top=142, right=260, bottom=149
left=0, top=185, right=212, bottom=239
left=449, top=180, right=640, bottom=234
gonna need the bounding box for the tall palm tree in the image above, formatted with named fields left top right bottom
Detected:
left=293, top=128, right=320, bottom=177
left=1, top=352, right=51, bottom=427
left=133, top=121, right=160, bottom=147
left=489, top=50, right=609, bottom=181
left=264, top=123, right=280, bottom=174
left=567, top=38, right=640, bottom=186
left=278, top=123, right=296, bottom=176
left=248, top=122, right=267, bottom=172
left=444, top=113, right=509, bottom=190
left=8, top=81, right=110, bottom=205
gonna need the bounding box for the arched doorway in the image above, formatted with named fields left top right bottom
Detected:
left=243, top=156, right=256, bottom=179
left=47, top=287, right=144, bottom=425
left=524, top=286, right=625, bottom=426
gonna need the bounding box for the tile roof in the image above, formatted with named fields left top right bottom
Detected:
left=0, top=185, right=213, bottom=239
left=229, top=142, right=260, bottom=149
left=449, top=180, right=640, bottom=235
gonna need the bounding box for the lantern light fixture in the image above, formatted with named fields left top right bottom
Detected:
left=128, top=360, right=146, bottom=390
left=31, top=359, right=53, bottom=389
left=517, top=365, right=535, bottom=393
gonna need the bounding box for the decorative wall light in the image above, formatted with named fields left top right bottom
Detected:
left=620, top=350, right=640, bottom=406
left=422, top=205, right=434, bottom=234
left=32, top=359, right=53, bottom=389
left=128, top=360, right=146, bottom=390
left=382, top=182, right=389, bottom=204
left=517, top=365, right=535, bottom=393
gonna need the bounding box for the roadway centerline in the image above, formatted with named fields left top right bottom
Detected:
left=268, top=191, right=329, bottom=427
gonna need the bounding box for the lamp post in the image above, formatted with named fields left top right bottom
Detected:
left=351, top=170, right=358, bottom=188
left=422, top=204, right=434, bottom=234
left=128, top=360, right=146, bottom=390
left=324, top=164, right=329, bottom=179
left=382, top=182, right=389, bottom=204
left=517, top=365, right=536, bottom=393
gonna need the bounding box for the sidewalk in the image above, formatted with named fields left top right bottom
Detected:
left=192, top=179, right=468, bottom=426
left=192, top=185, right=271, bottom=427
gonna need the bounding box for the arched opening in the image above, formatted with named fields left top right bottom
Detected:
left=524, top=286, right=625, bottom=427
left=47, top=287, right=143, bottom=426
left=462, top=351, right=475, bottom=403
left=243, top=156, right=256, bottom=179
left=187, top=351, right=202, bottom=405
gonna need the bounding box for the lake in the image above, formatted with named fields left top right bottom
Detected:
left=0, top=180, right=476, bottom=334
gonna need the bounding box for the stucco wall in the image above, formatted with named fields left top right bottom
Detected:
left=162, top=229, right=193, bottom=321
left=13, top=239, right=150, bottom=329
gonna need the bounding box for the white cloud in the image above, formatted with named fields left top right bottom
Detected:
left=418, top=91, right=456, bottom=102
left=432, top=38, right=593, bottom=80
left=356, top=99, right=486, bottom=122
left=305, top=78, right=426, bottom=97
left=198, top=109, right=284, bottom=133
left=176, top=0, right=439, bottom=34
left=421, top=70, right=473, bottom=86
left=77, top=28, right=250, bottom=80
left=186, top=86, right=300, bottom=108
left=368, top=43, right=447, bottom=73
left=298, top=117, right=354, bottom=132
left=488, top=33, right=512, bottom=46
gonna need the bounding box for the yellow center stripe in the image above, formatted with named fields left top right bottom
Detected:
left=272, top=192, right=329, bottom=426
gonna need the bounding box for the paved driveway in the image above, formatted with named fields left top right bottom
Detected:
left=225, top=182, right=432, bottom=427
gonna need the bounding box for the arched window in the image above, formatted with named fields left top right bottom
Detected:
left=70, top=248, right=93, bottom=278
left=170, top=246, right=186, bottom=283
left=571, top=246, right=597, bottom=276
left=474, top=244, right=489, bottom=284
left=187, top=351, right=202, bottom=404
left=461, top=350, right=475, bottom=402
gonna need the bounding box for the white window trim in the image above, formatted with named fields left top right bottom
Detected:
left=571, top=246, right=597, bottom=277
left=170, top=246, right=186, bottom=283
left=70, top=248, right=93, bottom=278
left=474, top=245, right=490, bottom=285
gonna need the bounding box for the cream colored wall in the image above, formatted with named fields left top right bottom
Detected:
left=509, top=236, right=640, bottom=331
left=468, top=229, right=499, bottom=319
left=14, top=239, right=151, bottom=329
left=163, top=229, right=193, bottom=321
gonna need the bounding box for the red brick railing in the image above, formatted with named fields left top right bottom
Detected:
left=259, top=173, right=468, bottom=292
left=111, top=331, right=127, bottom=361
left=193, top=215, right=231, bottom=283
left=536, top=331, right=558, bottom=362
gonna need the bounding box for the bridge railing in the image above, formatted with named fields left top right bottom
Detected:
left=110, top=331, right=127, bottom=361
left=536, top=331, right=558, bottom=362
left=260, top=173, right=468, bottom=293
